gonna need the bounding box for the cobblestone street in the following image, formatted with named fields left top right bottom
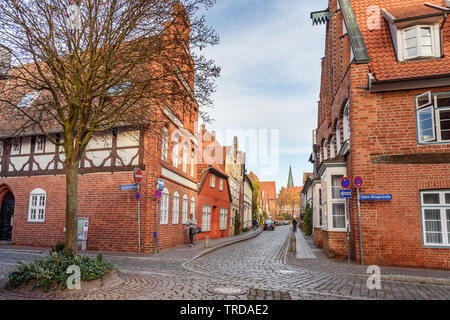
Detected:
left=0, top=226, right=448, bottom=300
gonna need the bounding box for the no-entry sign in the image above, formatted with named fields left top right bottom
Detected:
left=134, top=168, right=143, bottom=184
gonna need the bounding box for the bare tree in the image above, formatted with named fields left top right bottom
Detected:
left=0, top=0, right=220, bottom=252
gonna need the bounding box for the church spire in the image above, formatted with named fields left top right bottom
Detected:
left=287, top=163, right=294, bottom=188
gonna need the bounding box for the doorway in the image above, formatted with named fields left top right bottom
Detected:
left=0, top=192, right=15, bottom=241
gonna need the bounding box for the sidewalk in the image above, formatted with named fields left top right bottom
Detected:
left=286, top=230, right=450, bottom=286
left=0, top=228, right=264, bottom=262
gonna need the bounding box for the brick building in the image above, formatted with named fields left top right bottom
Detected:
left=0, top=4, right=200, bottom=253
left=310, top=0, right=450, bottom=269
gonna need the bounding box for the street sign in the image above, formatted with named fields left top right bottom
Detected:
left=120, top=184, right=138, bottom=191
left=154, top=190, right=162, bottom=200
left=340, top=189, right=352, bottom=198
left=353, top=176, right=364, bottom=188
left=341, top=177, right=351, bottom=189
left=359, top=194, right=393, bottom=201
left=157, top=179, right=165, bottom=191
left=134, top=168, right=143, bottom=184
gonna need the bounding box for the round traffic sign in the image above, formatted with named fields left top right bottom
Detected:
left=134, top=168, right=143, bottom=184
left=341, top=177, right=351, bottom=189
left=154, top=190, right=162, bottom=200
left=353, top=176, right=364, bottom=189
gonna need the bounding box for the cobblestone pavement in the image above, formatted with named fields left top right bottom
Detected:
left=286, top=230, right=450, bottom=280
left=0, top=226, right=448, bottom=300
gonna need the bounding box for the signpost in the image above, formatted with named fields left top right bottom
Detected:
left=341, top=177, right=351, bottom=189
left=154, top=179, right=164, bottom=254
left=157, top=179, right=165, bottom=191
left=360, top=194, right=392, bottom=201
left=354, top=176, right=364, bottom=265
left=341, top=176, right=351, bottom=264
left=119, top=184, right=138, bottom=191
left=340, top=189, right=352, bottom=198
left=134, top=168, right=143, bottom=184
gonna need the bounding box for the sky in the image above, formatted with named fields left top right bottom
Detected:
left=199, top=0, right=327, bottom=194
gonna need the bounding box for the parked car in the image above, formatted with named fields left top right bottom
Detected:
left=264, top=220, right=275, bottom=231
left=274, top=220, right=281, bottom=226
left=282, top=220, right=290, bottom=225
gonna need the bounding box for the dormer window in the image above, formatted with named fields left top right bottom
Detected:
left=403, top=25, right=434, bottom=60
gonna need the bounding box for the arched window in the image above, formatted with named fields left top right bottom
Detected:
left=28, top=188, right=46, bottom=222
left=161, top=127, right=168, bottom=161
left=336, top=120, right=341, bottom=153
left=182, top=144, right=188, bottom=173
left=323, top=141, right=328, bottom=160
left=160, top=188, right=169, bottom=225
left=343, top=101, right=351, bottom=141
left=330, top=137, right=336, bottom=158
left=190, top=197, right=196, bottom=218
left=172, top=136, right=179, bottom=168
left=190, top=150, right=195, bottom=177
left=182, top=195, right=188, bottom=224
left=172, top=192, right=180, bottom=224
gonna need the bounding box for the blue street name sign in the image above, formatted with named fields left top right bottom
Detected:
left=119, top=184, right=138, bottom=191
left=359, top=194, right=393, bottom=201
left=157, top=179, right=165, bottom=191
left=340, top=189, right=352, bottom=198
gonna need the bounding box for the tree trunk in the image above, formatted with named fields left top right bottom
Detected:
left=65, top=162, right=79, bottom=253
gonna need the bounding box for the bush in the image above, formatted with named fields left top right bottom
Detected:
left=242, top=227, right=250, bottom=233
left=5, top=251, right=118, bottom=292
left=303, top=203, right=313, bottom=236
left=51, top=241, right=65, bottom=253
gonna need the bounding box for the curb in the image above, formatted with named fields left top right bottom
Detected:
left=282, top=232, right=450, bottom=287
left=182, top=228, right=264, bottom=269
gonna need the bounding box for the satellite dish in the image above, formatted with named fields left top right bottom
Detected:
left=0, top=45, right=12, bottom=79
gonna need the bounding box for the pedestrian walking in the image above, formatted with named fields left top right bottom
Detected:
left=186, top=213, right=197, bottom=247
left=292, top=217, right=298, bottom=231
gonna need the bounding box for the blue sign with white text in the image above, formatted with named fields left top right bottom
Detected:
left=157, top=179, right=165, bottom=191
left=340, top=189, right=352, bottom=198
left=119, top=184, right=138, bottom=191
left=359, top=194, right=393, bottom=201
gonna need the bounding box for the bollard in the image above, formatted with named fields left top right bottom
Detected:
left=290, top=235, right=296, bottom=253
left=204, top=236, right=210, bottom=248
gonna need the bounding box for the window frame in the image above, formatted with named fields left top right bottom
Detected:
left=402, top=25, right=435, bottom=60
left=415, top=92, right=450, bottom=144
left=160, top=188, right=169, bottom=225
left=343, top=101, right=351, bottom=142
left=181, top=195, right=188, bottom=224
left=219, top=208, right=228, bottom=230
left=219, top=178, right=223, bottom=191
left=28, top=188, right=47, bottom=222
left=201, top=205, right=212, bottom=232
left=172, top=136, right=179, bottom=168
left=420, top=190, right=450, bottom=247
left=172, top=192, right=180, bottom=224
left=35, top=135, right=46, bottom=153
left=182, top=144, right=188, bottom=173
left=210, top=174, right=216, bottom=188
left=161, top=127, right=169, bottom=161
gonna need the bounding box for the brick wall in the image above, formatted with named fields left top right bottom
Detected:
left=314, top=227, right=323, bottom=248
left=322, top=230, right=348, bottom=259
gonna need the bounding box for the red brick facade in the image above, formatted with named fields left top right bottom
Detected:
left=312, top=0, right=450, bottom=269
left=314, top=228, right=323, bottom=248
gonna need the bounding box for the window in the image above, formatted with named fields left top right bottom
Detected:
left=420, top=190, right=450, bottom=246
left=220, top=208, right=228, bottom=230
left=35, top=135, right=45, bottom=153
left=172, top=192, right=180, bottom=224
left=201, top=205, right=211, bottom=232
left=28, top=188, right=46, bottom=222
left=107, top=81, right=131, bottom=95
left=416, top=92, right=450, bottom=143
left=332, top=203, right=346, bottom=228
left=18, top=91, right=40, bottom=108
left=403, top=26, right=434, bottom=60
left=161, top=127, right=168, bottom=161
left=182, top=195, right=188, bottom=224
left=190, top=150, right=195, bottom=177
left=160, top=188, right=169, bottom=225
left=343, top=101, right=351, bottom=141
left=11, top=138, right=21, bottom=155
left=190, top=197, right=196, bottom=218
left=336, top=121, right=341, bottom=153
left=210, top=174, right=216, bottom=188
left=182, top=144, right=188, bottom=173
left=331, top=175, right=344, bottom=199
left=172, top=137, right=179, bottom=168
left=323, top=141, right=328, bottom=160
left=219, top=178, right=223, bottom=191
left=319, top=208, right=323, bottom=226
left=330, top=137, right=336, bottom=158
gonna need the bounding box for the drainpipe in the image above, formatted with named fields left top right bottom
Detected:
left=441, top=13, right=447, bottom=58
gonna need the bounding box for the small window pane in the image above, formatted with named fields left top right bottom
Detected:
left=445, top=194, right=450, bottom=204
left=406, top=47, right=418, bottom=58
left=421, top=46, right=433, bottom=56
left=418, top=106, right=435, bottom=142
left=423, top=193, right=440, bottom=205
left=420, top=27, right=431, bottom=37
left=404, top=28, right=417, bottom=39
left=332, top=203, right=346, bottom=228
left=405, top=37, right=417, bottom=48
left=424, top=209, right=443, bottom=244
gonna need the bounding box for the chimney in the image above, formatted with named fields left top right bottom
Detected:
left=0, top=45, right=11, bottom=79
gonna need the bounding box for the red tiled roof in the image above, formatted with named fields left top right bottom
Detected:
left=351, top=0, right=450, bottom=82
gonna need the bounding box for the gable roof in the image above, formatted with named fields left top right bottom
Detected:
left=198, top=165, right=233, bottom=202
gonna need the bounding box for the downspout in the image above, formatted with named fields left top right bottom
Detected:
left=441, top=13, right=447, bottom=58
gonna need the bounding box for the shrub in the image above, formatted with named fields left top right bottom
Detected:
left=303, top=203, right=313, bottom=236
left=242, top=227, right=250, bottom=233
left=51, top=241, right=65, bottom=253
left=5, top=251, right=118, bottom=292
